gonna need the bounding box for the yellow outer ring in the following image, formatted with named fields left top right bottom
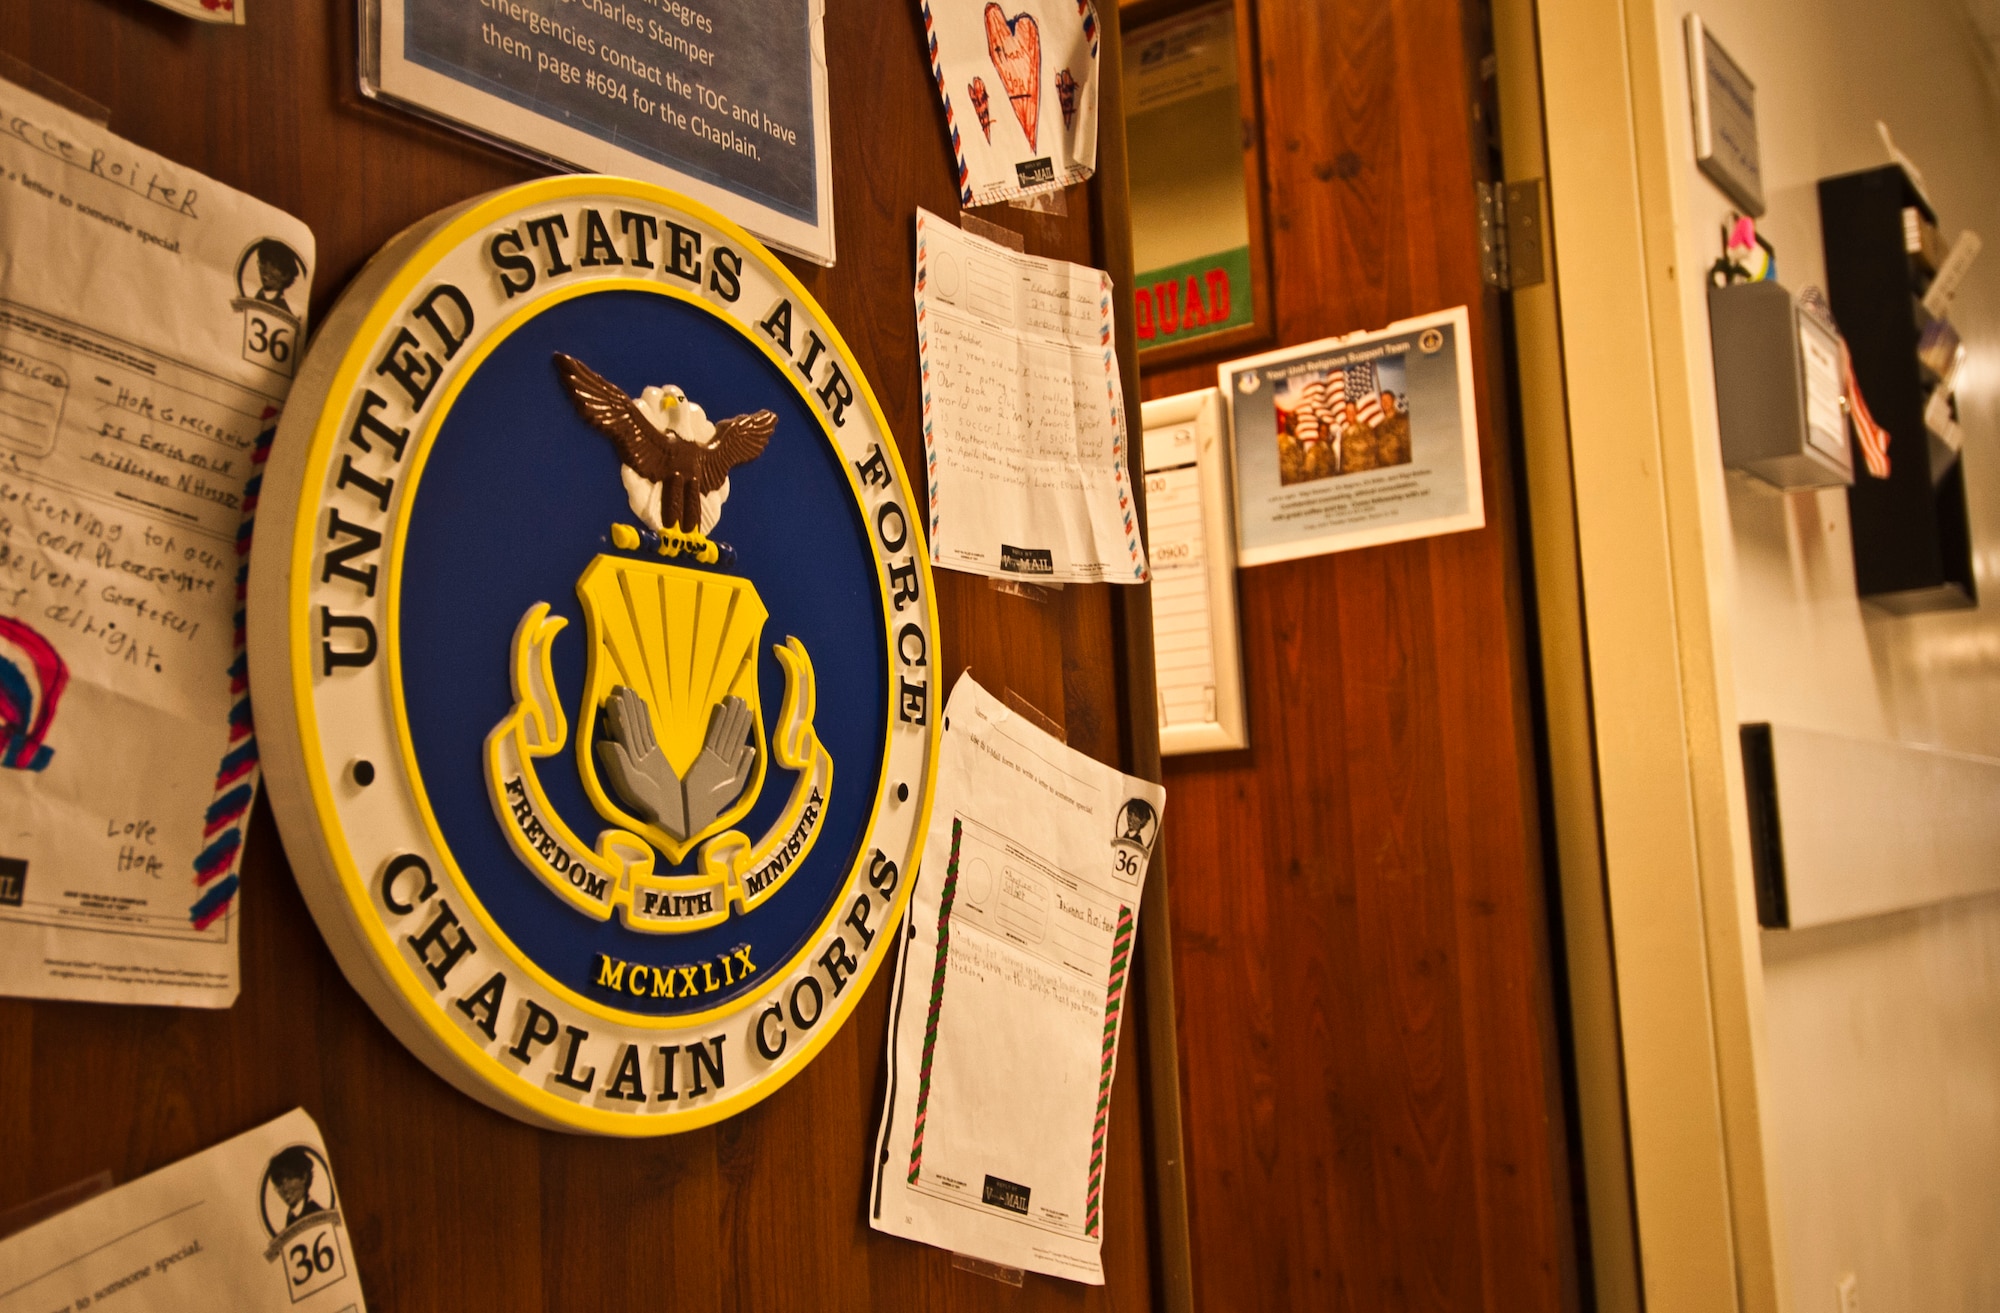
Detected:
left=283, top=176, right=941, bottom=1135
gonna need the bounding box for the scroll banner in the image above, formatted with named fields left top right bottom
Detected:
left=483, top=603, right=832, bottom=933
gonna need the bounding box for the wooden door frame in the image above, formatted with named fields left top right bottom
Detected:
left=1092, top=5, right=1200, bottom=1309
left=1496, top=0, right=1790, bottom=1307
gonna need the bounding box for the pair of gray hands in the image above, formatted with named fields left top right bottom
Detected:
left=596, top=685, right=757, bottom=841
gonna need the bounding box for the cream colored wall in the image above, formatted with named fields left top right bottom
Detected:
left=1666, top=0, right=2000, bottom=753
left=1647, top=0, right=2000, bottom=1306
left=1762, top=900, right=2000, bottom=1312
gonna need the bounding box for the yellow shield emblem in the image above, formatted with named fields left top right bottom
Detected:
left=573, top=555, right=770, bottom=865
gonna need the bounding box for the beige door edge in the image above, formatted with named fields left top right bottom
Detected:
left=1489, top=0, right=1646, bottom=1307
left=1496, top=0, right=1790, bottom=1308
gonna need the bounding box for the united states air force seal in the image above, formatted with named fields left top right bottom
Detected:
left=248, top=178, right=939, bottom=1134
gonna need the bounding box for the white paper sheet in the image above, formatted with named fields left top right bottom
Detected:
left=870, top=674, right=1163, bottom=1283
left=0, top=78, right=314, bottom=1005
left=0, top=1109, right=367, bottom=1313
left=915, top=209, right=1146, bottom=586
left=1144, top=463, right=1216, bottom=725
left=1138, top=387, right=1245, bottom=754
left=1141, top=408, right=1215, bottom=725
left=918, top=0, right=1100, bottom=207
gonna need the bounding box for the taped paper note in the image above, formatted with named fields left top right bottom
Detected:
left=871, top=674, right=1163, bottom=1283
left=0, top=77, right=314, bottom=1004
left=915, top=209, right=1146, bottom=585
left=0, top=1109, right=367, bottom=1312
left=919, top=0, right=1101, bottom=206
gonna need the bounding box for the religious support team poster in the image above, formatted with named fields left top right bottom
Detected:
left=364, top=0, right=835, bottom=263
left=1221, top=307, right=1485, bottom=565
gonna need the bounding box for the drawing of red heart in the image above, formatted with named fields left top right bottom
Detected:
left=984, top=3, right=1042, bottom=151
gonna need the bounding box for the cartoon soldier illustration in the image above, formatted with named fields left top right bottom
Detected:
left=267, top=1145, right=328, bottom=1227
left=243, top=238, right=304, bottom=316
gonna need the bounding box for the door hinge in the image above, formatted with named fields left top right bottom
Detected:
left=1478, top=177, right=1546, bottom=291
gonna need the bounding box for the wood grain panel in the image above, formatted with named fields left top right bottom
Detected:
left=0, top=1, right=1158, bottom=1306
left=1138, top=0, right=1580, bottom=1305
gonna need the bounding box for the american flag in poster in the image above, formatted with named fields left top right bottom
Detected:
left=1295, top=371, right=1346, bottom=445
left=1294, top=386, right=1320, bottom=444
left=1348, top=362, right=1383, bottom=428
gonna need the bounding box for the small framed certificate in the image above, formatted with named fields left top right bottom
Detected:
left=1687, top=14, right=1765, bottom=217
left=1220, top=307, right=1485, bottom=566
left=1141, top=388, right=1246, bottom=754
left=361, top=0, right=836, bottom=264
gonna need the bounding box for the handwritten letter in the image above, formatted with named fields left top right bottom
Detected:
left=0, top=77, right=314, bottom=1005
left=916, top=209, right=1146, bottom=585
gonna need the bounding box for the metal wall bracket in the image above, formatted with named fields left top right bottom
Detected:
left=1478, top=177, right=1547, bottom=290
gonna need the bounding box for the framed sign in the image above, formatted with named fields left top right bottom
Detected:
left=361, top=0, right=836, bottom=264
left=1686, top=14, right=1765, bottom=217
left=1220, top=307, right=1485, bottom=566
left=1140, top=388, right=1247, bottom=754
left=1122, top=0, right=1271, bottom=364
left=248, top=177, right=937, bottom=1133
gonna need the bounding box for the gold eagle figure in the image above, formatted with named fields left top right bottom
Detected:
left=553, top=352, right=776, bottom=557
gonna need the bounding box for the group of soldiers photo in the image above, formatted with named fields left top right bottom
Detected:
left=1273, top=360, right=1414, bottom=486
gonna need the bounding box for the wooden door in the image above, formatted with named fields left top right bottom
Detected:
left=0, top=3, right=1164, bottom=1308
left=1134, top=0, right=1582, bottom=1305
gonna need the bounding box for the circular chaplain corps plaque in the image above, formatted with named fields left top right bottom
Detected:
left=249, top=178, right=939, bottom=1134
